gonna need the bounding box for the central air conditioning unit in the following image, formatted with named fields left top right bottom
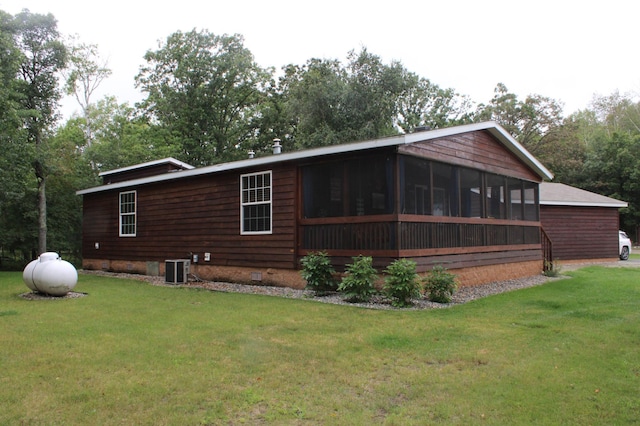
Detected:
left=165, top=259, right=190, bottom=284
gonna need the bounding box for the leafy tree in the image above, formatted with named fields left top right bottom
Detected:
left=475, top=83, right=520, bottom=131
left=396, top=71, right=474, bottom=132
left=283, top=50, right=401, bottom=148
left=82, top=96, right=180, bottom=172
left=0, top=10, right=33, bottom=263
left=536, top=114, right=588, bottom=185
left=283, top=48, right=472, bottom=150
left=342, top=48, right=472, bottom=137
left=281, top=58, right=348, bottom=149
left=246, top=73, right=297, bottom=157
left=589, top=91, right=640, bottom=136
left=475, top=83, right=564, bottom=156
left=135, top=30, right=272, bottom=165
left=64, top=36, right=112, bottom=146
left=0, top=11, right=21, bottom=131
left=340, top=48, right=401, bottom=140
left=46, top=121, right=96, bottom=264
left=11, top=9, right=67, bottom=255
left=583, top=132, right=640, bottom=235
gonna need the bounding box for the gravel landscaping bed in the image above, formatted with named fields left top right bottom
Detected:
left=79, top=269, right=562, bottom=310
left=20, top=291, right=88, bottom=300
left=23, top=260, right=639, bottom=307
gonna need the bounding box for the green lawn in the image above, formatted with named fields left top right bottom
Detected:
left=1, top=267, right=639, bottom=425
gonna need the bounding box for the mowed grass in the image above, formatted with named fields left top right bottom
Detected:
left=1, top=267, right=639, bottom=425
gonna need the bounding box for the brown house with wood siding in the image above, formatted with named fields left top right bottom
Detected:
left=76, top=121, right=554, bottom=288
left=540, top=182, right=627, bottom=263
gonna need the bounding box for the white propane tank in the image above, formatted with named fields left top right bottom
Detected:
left=23, top=252, right=78, bottom=296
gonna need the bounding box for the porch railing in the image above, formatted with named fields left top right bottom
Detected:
left=302, top=221, right=541, bottom=252
left=540, top=227, right=554, bottom=271
left=302, top=222, right=394, bottom=251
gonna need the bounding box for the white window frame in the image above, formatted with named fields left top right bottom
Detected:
left=119, top=190, right=137, bottom=237
left=240, top=171, right=272, bottom=235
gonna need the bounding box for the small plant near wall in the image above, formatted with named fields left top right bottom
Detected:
left=383, top=258, right=421, bottom=307
left=338, top=255, right=377, bottom=303
left=543, top=259, right=562, bottom=277
left=423, top=265, right=458, bottom=303
left=300, top=251, right=338, bottom=295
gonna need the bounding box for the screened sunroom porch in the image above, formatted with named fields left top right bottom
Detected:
left=299, top=152, right=540, bottom=256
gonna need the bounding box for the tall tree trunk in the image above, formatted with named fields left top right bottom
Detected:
left=35, top=161, right=47, bottom=255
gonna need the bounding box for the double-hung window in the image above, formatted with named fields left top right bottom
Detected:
left=119, top=191, right=137, bottom=237
left=241, top=171, right=272, bottom=234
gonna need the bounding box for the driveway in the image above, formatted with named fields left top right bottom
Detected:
left=561, top=258, right=640, bottom=271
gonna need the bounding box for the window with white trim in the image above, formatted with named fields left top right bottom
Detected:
left=119, top=190, right=137, bottom=237
left=241, top=171, right=272, bottom=234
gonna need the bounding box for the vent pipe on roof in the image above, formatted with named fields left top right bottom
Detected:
left=272, top=138, right=282, bottom=155
left=248, top=150, right=255, bottom=159
left=413, top=125, right=431, bottom=133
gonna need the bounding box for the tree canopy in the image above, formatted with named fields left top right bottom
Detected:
left=2, top=9, right=66, bottom=256
left=135, top=30, right=272, bottom=166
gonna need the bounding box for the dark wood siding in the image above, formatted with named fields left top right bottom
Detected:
left=540, top=205, right=619, bottom=260
left=319, top=248, right=541, bottom=273
left=399, top=130, right=540, bottom=181
left=82, top=164, right=297, bottom=269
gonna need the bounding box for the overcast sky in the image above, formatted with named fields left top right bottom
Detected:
left=4, top=0, right=639, bottom=119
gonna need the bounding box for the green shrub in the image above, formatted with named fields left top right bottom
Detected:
left=543, top=259, right=562, bottom=277
left=383, top=258, right=421, bottom=307
left=338, top=255, right=377, bottom=303
left=423, top=265, right=458, bottom=303
left=300, top=251, right=338, bottom=294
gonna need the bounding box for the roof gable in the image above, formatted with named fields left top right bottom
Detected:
left=99, top=157, right=194, bottom=184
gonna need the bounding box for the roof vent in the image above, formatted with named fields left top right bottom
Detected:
left=272, top=138, right=282, bottom=155
left=248, top=150, right=255, bottom=159
left=414, top=125, right=431, bottom=133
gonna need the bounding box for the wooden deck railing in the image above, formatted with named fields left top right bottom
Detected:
left=540, top=227, right=554, bottom=271
left=301, top=220, right=541, bottom=252
left=302, top=222, right=394, bottom=251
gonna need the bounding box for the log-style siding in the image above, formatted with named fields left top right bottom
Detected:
left=399, top=130, right=540, bottom=181
left=82, top=164, right=298, bottom=270
left=540, top=205, right=619, bottom=260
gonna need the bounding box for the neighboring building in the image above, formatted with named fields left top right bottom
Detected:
left=540, top=182, right=627, bottom=262
left=76, top=121, right=554, bottom=288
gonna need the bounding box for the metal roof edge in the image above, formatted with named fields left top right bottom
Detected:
left=98, top=157, right=195, bottom=177
left=541, top=200, right=628, bottom=208
left=76, top=122, right=552, bottom=195
left=484, top=123, right=554, bottom=181
left=77, top=135, right=407, bottom=195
